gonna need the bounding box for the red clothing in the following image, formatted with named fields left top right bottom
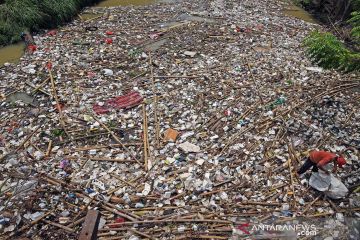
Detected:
left=309, top=151, right=336, bottom=167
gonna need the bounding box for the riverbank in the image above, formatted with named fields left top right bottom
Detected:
left=0, top=0, right=101, bottom=46
left=296, top=0, right=360, bottom=71
left=0, top=0, right=359, bottom=239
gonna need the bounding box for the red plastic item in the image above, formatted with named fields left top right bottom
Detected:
left=55, top=103, right=65, bottom=112
left=106, top=31, right=114, bottom=35
left=93, top=91, right=144, bottom=115
left=46, top=61, right=52, bottom=70
left=93, top=104, right=109, bottom=115
left=28, top=45, right=37, bottom=52
left=87, top=71, right=96, bottom=78
left=224, top=109, right=232, bottom=116
left=47, top=30, right=57, bottom=36
left=105, top=38, right=113, bottom=44
left=115, top=218, right=125, bottom=223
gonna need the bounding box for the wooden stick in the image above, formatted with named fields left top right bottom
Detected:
left=288, top=160, right=296, bottom=209
left=73, top=198, right=94, bottom=222
left=239, top=201, right=282, bottom=207
left=154, top=75, right=200, bottom=79
left=70, top=143, right=142, bottom=152
left=42, top=219, right=75, bottom=233
left=305, top=212, right=334, bottom=218
left=286, top=139, right=297, bottom=209
left=31, top=142, right=45, bottom=156
left=105, top=218, right=233, bottom=227
left=90, top=113, right=141, bottom=164
left=128, top=228, right=155, bottom=240
left=149, top=53, right=160, bottom=148
left=128, top=71, right=148, bottom=81
left=49, top=68, right=72, bottom=142
left=0, top=125, right=42, bottom=163
left=67, top=216, right=85, bottom=228
left=79, top=210, right=100, bottom=240
left=26, top=81, right=51, bottom=96
left=301, top=195, right=321, bottom=215
left=11, top=210, right=53, bottom=237
left=101, top=205, right=137, bottom=222
left=142, top=103, right=149, bottom=171
left=107, top=175, right=143, bottom=195
left=169, top=192, right=186, bottom=201
left=66, top=156, right=136, bottom=163
left=327, top=199, right=339, bottom=212
left=104, top=202, right=141, bottom=220
left=110, top=174, right=136, bottom=188
left=46, top=140, right=52, bottom=157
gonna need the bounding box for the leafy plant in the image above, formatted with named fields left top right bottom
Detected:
left=302, top=0, right=360, bottom=72
left=51, top=128, right=65, bottom=137
left=348, top=11, right=360, bottom=42
left=0, top=0, right=100, bottom=46
left=304, top=31, right=360, bottom=71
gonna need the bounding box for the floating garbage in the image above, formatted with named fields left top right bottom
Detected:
left=0, top=0, right=359, bottom=239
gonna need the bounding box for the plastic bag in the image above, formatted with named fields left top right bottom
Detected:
left=309, top=172, right=348, bottom=199
left=324, top=176, right=348, bottom=199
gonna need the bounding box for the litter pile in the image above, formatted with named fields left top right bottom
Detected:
left=1, top=0, right=360, bottom=239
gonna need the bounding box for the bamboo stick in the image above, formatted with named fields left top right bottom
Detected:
left=42, top=219, right=75, bottom=233
left=301, top=195, right=321, bottom=215
left=49, top=67, right=72, bottom=142
left=105, top=218, right=233, bottom=227
left=90, top=113, right=141, bottom=164
left=0, top=125, right=42, bottom=163
left=142, top=103, right=149, bottom=171
left=66, top=156, right=136, bottom=163
left=46, top=140, right=52, bottom=157
left=149, top=52, right=160, bottom=148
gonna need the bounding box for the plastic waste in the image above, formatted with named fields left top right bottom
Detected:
left=178, top=142, right=201, bottom=153
left=309, top=172, right=348, bottom=199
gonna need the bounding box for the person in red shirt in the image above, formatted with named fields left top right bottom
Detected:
left=297, top=150, right=346, bottom=175
left=21, top=32, right=37, bottom=53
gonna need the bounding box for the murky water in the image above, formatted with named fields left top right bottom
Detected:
left=0, top=43, right=24, bottom=66
left=0, top=0, right=315, bottom=66
left=0, top=0, right=155, bottom=66
left=96, top=0, right=154, bottom=7
left=284, top=5, right=318, bottom=24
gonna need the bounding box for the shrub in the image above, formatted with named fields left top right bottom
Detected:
left=303, top=0, right=360, bottom=72
left=304, top=31, right=360, bottom=71
left=348, top=11, right=360, bottom=42
left=0, top=0, right=99, bottom=46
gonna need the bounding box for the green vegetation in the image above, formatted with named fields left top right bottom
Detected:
left=303, top=0, right=360, bottom=72
left=51, top=128, right=65, bottom=137
left=348, top=11, right=360, bottom=42
left=304, top=31, right=360, bottom=71
left=0, top=0, right=99, bottom=46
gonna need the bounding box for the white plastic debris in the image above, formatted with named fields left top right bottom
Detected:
left=309, top=172, right=348, bottom=199
left=306, top=67, right=323, bottom=72
left=184, top=51, right=197, bottom=57
left=142, top=183, right=151, bottom=196
left=103, top=69, right=114, bottom=76
left=178, top=142, right=201, bottom=153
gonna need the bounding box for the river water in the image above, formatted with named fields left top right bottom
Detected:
left=0, top=0, right=316, bottom=66
left=283, top=5, right=318, bottom=24
left=0, top=43, right=25, bottom=66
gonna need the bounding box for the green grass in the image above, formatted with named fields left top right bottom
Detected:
left=0, top=0, right=100, bottom=46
